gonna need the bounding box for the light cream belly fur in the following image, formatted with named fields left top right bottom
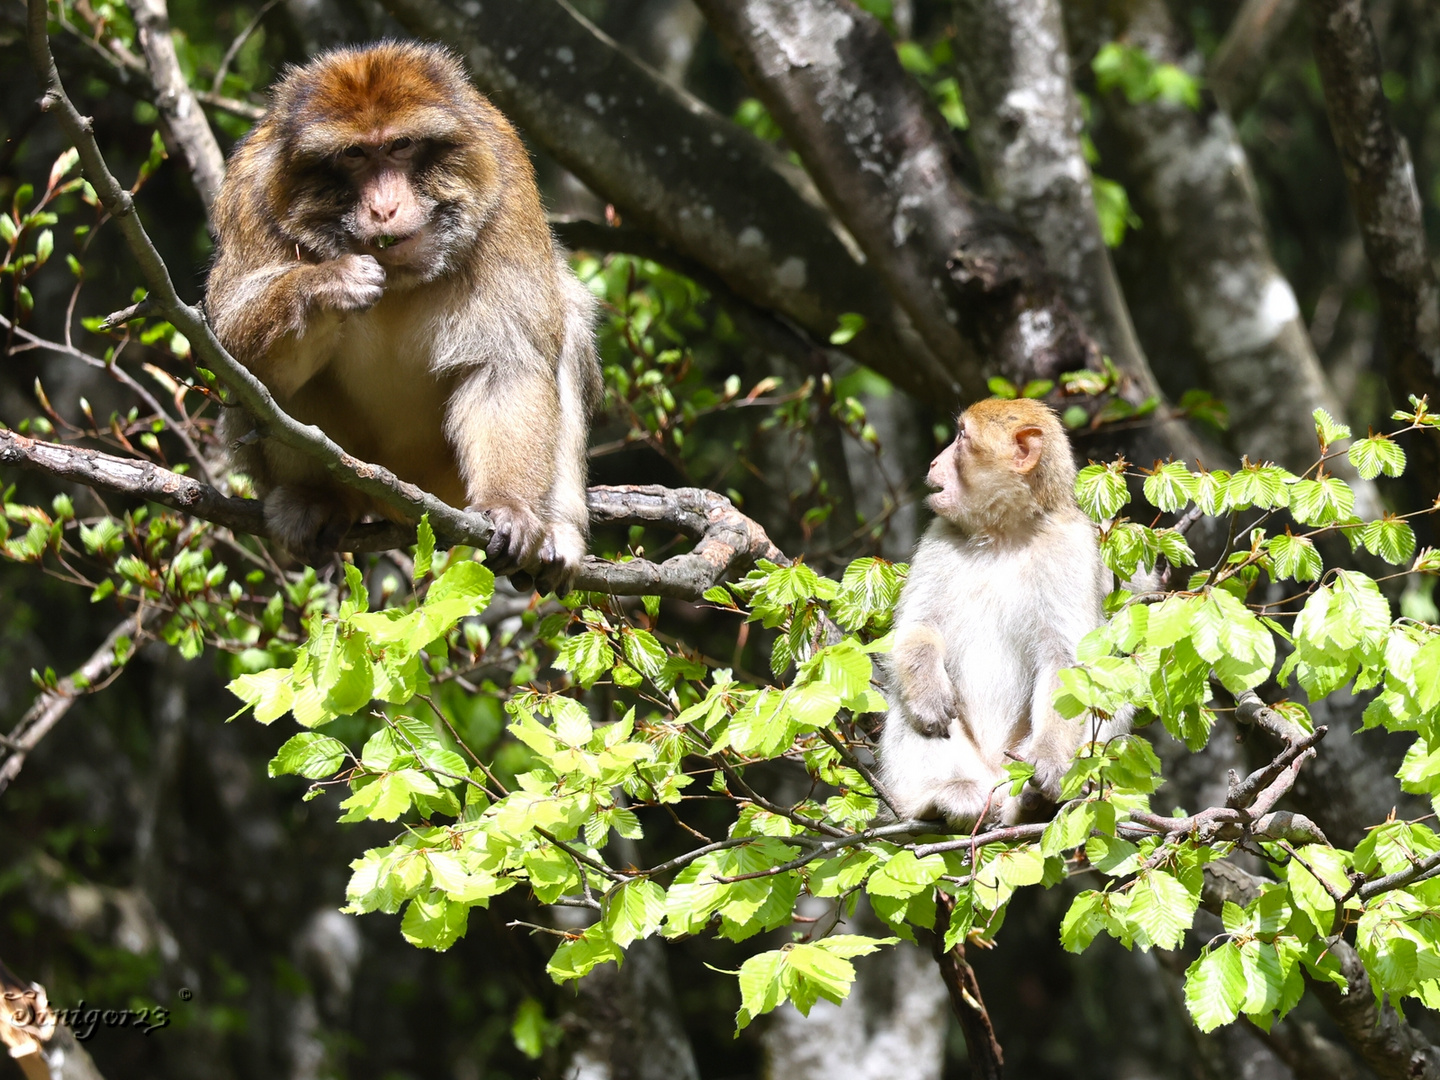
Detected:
left=274, top=290, right=468, bottom=512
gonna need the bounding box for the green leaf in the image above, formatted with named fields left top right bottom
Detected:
left=320, top=626, right=375, bottom=716
left=735, top=948, right=787, bottom=1030
left=1289, top=477, right=1355, bottom=526
left=428, top=558, right=495, bottom=608
left=602, top=880, right=667, bottom=947
left=1360, top=518, right=1416, bottom=565
left=1076, top=464, right=1130, bottom=521
left=1348, top=435, right=1406, bottom=479
left=1041, top=801, right=1100, bottom=856
left=1061, top=891, right=1107, bottom=952
left=268, top=732, right=348, bottom=778
left=1092, top=174, right=1140, bottom=248
left=1285, top=845, right=1349, bottom=935
left=413, top=514, right=435, bottom=582
left=1127, top=869, right=1197, bottom=951
left=832, top=557, right=901, bottom=632
left=620, top=628, right=667, bottom=683
left=341, top=561, right=369, bottom=615
left=400, top=894, right=469, bottom=950
left=987, top=377, right=1018, bottom=399
left=1185, top=944, right=1246, bottom=1032
left=554, top=630, right=615, bottom=689
left=829, top=312, right=866, bottom=345
left=866, top=851, right=945, bottom=900
left=228, top=667, right=294, bottom=724
left=1265, top=534, right=1322, bottom=583
left=511, top=998, right=551, bottom=1060
left=1313, top=407, right=1352, bottom=450
left=1238, top=940, right=1286, bottom=1022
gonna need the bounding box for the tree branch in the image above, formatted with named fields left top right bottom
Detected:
left=1307, top=0, right=1440, bottom=477
left=932, top=892, right=1003, bottom=1079
left=0, top=429, right=786, bottom=599
left=694, top=0, right=1100, bottom=394
left=952, top=0, right=1149, bottom=386
left=1202, top=861, right=1440, bottom=1079
left=0, top=610, right=155, bottom=796
left=1209, top=0, right=1301, bottom=117
left=125, top=0, right=226, bottom=216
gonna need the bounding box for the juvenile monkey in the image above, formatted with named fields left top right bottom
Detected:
left=878, top=399, right=1122, bottom=826
left=206, top=42, right=601, bottom=589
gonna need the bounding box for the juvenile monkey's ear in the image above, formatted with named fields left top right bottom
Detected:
left=1013, top=426, right=1044, bottom=473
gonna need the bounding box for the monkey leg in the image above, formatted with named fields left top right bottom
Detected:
left=877, top=712, right=1001, bottom=826
left=533, top=272, right=601, bottom=596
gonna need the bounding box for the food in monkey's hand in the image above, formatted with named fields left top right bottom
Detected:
left=878, top=399, right=1126, bottom=827
left=206, top=42, right=601, bottom=592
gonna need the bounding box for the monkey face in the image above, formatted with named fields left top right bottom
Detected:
left=926, top=406, right=1049, bottom=536
left=260, top=43, right=506, bottom=282
left=333, top=136, right=441, bottom=267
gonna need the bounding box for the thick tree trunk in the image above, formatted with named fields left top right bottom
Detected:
left=695, top=0, right=1096, bottom=395
left=1096, top=0, right=1380, bottom=512
left=951, top=0, right=1149, bottom=384
left=1307, top=0, right=1440, bottom=485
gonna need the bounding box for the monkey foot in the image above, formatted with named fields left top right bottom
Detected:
left=470, top=505, right=585, bottom=596
left=264, top=488, right=355, bottom=564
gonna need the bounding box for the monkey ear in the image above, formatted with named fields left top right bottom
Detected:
left=1013, top=427, right=1044, bottom=473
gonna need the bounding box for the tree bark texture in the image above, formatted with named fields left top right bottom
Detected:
left=1307, top=0, right=1440, bottom=474
left=933, top=894, right=1004, bottom=1078
left=1098, top=0, right=1377, bottom=510
left=695, top=0, right=1097, bottom=394
left=0, top=429, right=788, bottom=602
left=125, top=0, right=226, bottom=216
left=951, top=0, right=1150, bottom=389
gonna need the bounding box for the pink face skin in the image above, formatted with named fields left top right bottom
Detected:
left=338, top=136, right=436, bottom=268
left=925, top=427, right=966, bottom=518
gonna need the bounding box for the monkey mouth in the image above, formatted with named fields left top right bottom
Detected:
left=365, top=231, right=420, bottom=255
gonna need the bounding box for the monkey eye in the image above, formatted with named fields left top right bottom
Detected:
left=388, top=136, right=417, bottom=158
left=342, top=145, right=366, bottom=159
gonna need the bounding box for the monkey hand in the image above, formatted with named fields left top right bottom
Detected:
left=310, top=254, right=386, bottom=311
left=903, top=684, right=962, bottom=739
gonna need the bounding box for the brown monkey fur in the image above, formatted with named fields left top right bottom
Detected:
left=207, top=41, right=601, bottom=588
left=878, top=399, right=1126, bottom=826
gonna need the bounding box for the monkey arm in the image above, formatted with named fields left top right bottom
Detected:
left=890, top=624, right=962, bottom=739
left=208, top=257, right=385, bottom=398
left=445, top=363, right=562, bottom=568
left=539, top=270, right=603, bottom=573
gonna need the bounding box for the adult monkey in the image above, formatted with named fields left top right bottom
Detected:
left=879, top=399, right=1124, bottom=826
left=207, top=42, right=601, bottom=591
